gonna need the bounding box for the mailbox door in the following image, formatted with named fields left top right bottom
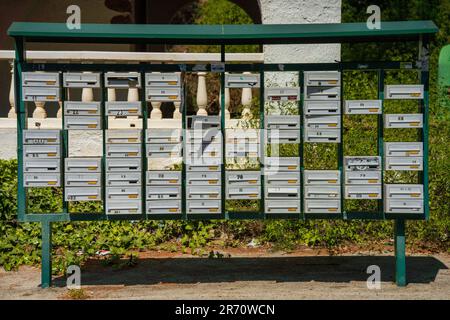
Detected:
left=147, top=186, right=181, bottom=200
left=189, top=116, right=221, bottom=130
left=65, top=173, right=101, bottom=187
left=23, top=145, right=61, bottom=159
left=264, top=157, right=300, bottom=172
left=265, top=115, right=300, bottom=129
left=384, top=184, right=423, bottom=199
left=146, top=87, right=181, bottom=102
left=186, top=129, right=222, bottom=144
left=23, top=130, right=61, bottom=145
left=22, top=72, right=59, bottom=87
left=385, top=199, right=424, bottom=213
left=105, top=102, right=142, bottom=116
left=106, top=187, right=141, bottom=200
left=385, top=157, right=423, bottom=171
left=265, top=200, right=300, bottom=213
left=64, top=116, right=101, bottom=130
left=304, top=129, right=341, bottom=143
left=187, top=142, right=222, bottom=158
left=305, top=86, right=340, bottom=100
left=225, top=143, right=258, bottom=158
left=226, top=171, right=260, bottom=186
left=106, top=144, right=141, bottom=158
left=304, top=170, right=340, bottom=185
left=24, top=173, right=61, bottom=187
left=106, top=172, right=141, bottom=186
left=146, top=144, right=182, bottom=158
left=384, top=142, right=423, bottom=157
left=187, top=186, right=221, bottom=199
left=147, top=200, right=181, bottom=214
left=145, top=72, right=181, bottom=87
left=304, top=71, right=341, bottom=86
left=304, top=199, right=341, bottom=213
left=146, top=128, right=182, bottom=144
left=345, top=171, right=382, bottom=185
left=105, top=72, right=141, bottom=88
left=265, top=186, right=300, bottom=199
left=344, top=185, right=382, bottom=199
left=226, top=185, right=261, bottom=199
left=385, top=84, right=424, bottom=99
left=303, top=100, right=341, bottom=115
left=24, top=159, right=60, bottom=173
left=304, top=115, right=341, bottom=129
left=187, top=200, right=221, bottom=214
left=65, top=158, right=101, bottom=173
left=264, top=171, right=300, bottom=185
left=63, top=72, right=101, bottom=88
left=187, top=172, right=221, bottom=185
left=22, top=87, right=60, bottom=102
left=64, top=102, right=101, bottom=116
left=304, top=186, right=341, bottom=199
left=147, top=171, right=182, bottom=185
left=225, top=129, right=258, bottom=144
left=106, top=200, right=142, bottom=214
left=384, top=114, right=423, bottom=128
left=106, top=129, right=142, bottom=144
left=65, top=187, right=101, bottom=201
left=267, top=129, right=301, bottom=144
left=265, top=87, right=300, bottom=101
left=344, top=100, right=382, bottom=114
left=344, top=156, right=381, bottom=171
left=225, top=73, right=260, bottom=88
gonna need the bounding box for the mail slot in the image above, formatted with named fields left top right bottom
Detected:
left=65, top=173, right=101, bottom=187
left=265, top=186, right=300, bottom=199
left=147, top=171, right=182, bottom=185
left=24, top=173, right=61, bottom=187
left=147, top=200, right=181, bottom=214
left=265, top=200, right=300, bottom=213
left=265, top=115, right=300, bottom=129
left=385, top=199, right=424, bottom=213
left=305, top=186, right=341, bottom=199
left=186, top=158, right=221, bottom=171
left=23, top=145, right=61, bottom=159
left=106, top=187, right=141, bottom=200
left=264, top=157, right=299, bottom=172
left=65, top=157, right=101, bottom=173
left=106, top=200, right=142, bottom=214
left=65, top=187, right=101, bottom=201
left=267, top=129, right=301, bottom=144
left=305, top=86, right=340, bottom=100
left=225, top=73, right=260, bottom=88
left=304, top=128, right=340, bottom=143
left=24, top=159, right=60, bottom=173
left=146, top=129, right=182, bottom=144
left=187, top=200, right=221, bottom=214
left=23, top=129, right=61, bottom=145
left=385, top=142, right=423, bottom=157
left=189, top=116, right=221, bottom=130
left=264, top=171, right=300, bottom=185
left=225, top=129, right=258, bottom=143
left=226, top=186, right=261, bottom=199
left=226, top=171, right=260, bottom=186
left=344, top=156, right=381, bottom=171
left=106, top=129, right=142, bottom=144
left=345, top=171, right=382, bottom=185
left=186, top=129, right=222, bottom=144
left=105, top=72, right=141, bottom=88
left=145, top=72, right=181, bottom=87
left=265, top=87, right=300, bottom=101
left=63, top=72, right=101, bottom=88
left=187, top=172, right=221, bottom=185
left=106, top=172, right=141, bottom=186
left=304, top=115, right=341, bottom=129
left=187, top=142, right=222, bottom=158
left=304, top=199, right=341, bottom=213
left=146, top=87, right=181, bottom=102
left=304, top=71, right=341, bottom=86
left=384, top=114, right=423, bottom=128
left=106, top=144, right=141, bottom=158
left=22, top=87, right=60, bottom=102
left=106, top=101, right=142, bottom=116
left=304, top=170, right=340, bottom=185
left=303, top=100, right=341, bottom=115
left=187, top=186, right=221, bottom=199
left=345, top=185, right=381, bottom=199
left=385, top=84, right=424, bottom=99
left=64, top=116, right=101, bottom=130
left=64, top=102, right=101, bottom=116
left=147, top=186, right=181, bottom=200
left=385, top=157, right=423, bottom=171
left=384, top=184, right=423, bottom=199
left=146, top=144, right=182, bottom=158
left=344, top=100, right=382, bottom=114
left=22, top=72, right=59, bottom=87
left=225, top=142, right=258, bottom=158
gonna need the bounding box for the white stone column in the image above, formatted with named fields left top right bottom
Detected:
left=57, top=101, right=63, bottom=118
left=241, top=72, right=253, bottom=119
left=107, top=88, right=116, bottom=102
left=150, top=101, right=162, bottom=119
left=33, top=101, right=47, bottom=119
left=219, top=84, right=230, bottom=120
left=173, top=101, right=181, bottom=119
left=127, top=87, right=139, bottom=119
left=196, top=72, right=208, bottom=116
left=7, top=61, right=16, bottom=119
left=82, top=87, right=94, bottom=102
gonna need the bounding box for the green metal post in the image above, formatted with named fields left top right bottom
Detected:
left=140, top=69, right=147, bottom=218
left=181, top=67, right=187, bottom=219
left=338, top=68, right=344, bottom=219
left=220, top=45, right=227, bottom=218
left=378, top=69, right=385, bottom=218
left=259, top=67, right=265, bottom=217
left=61, top=73, right=68, bottom=214
left=41, top=221, right=52, bottom=288
left=299, top=71, right=305, bottom=219
left=101, top=73, right=107, bottom=215
left=394, top=219, right=406, bottom=286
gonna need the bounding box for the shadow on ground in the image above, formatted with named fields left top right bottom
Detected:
left=52, top=255, right=447, bottom=287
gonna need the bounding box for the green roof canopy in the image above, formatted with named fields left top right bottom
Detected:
left=8, top=21, right=438, bottom=45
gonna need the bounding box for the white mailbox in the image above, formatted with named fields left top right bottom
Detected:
left=385, top=142, right=423, bottom=157
left=65, top=173, right=101, bottom=187
left=145, top=72, right=181, bottom=87
left=106, top=101, right=142, bottom=116
left=345, top=185, right=381, bottom=199
left=305, top=86, right=340, bottom=100
left=65, top=187, right=101, bottom=201
left=24, top=173, right=61, bottom=187
left=147, top=171, right=181, bottom=185
left=105, top=72, right=141, bottom=88
left=384, top=114, right=423, bottom=128
left=106, top=172, right=141, bottom=186
left=345, top=171, right=382, bottom=185
left=187, top=172, right=221, bottom=185
left=187, top=200, right=221, bottom=214
left=63, top=72, right=101, bottom=88
left=304, top=129, right=340, bottom=143
left=304, top=71, right=341, bottom=86
left=226, top=171, right=260, bottom=186
left=303, top=100, right=341, bottom=115
left=226, top=186, right=261, bottom=199
left=344, top=156, right=381, bottom=171
left=147, top=186, right=181, bottom=200
left=264, top=157, right=299, bottom=172
left=385, top=199, right=424, bottom=213
left=64, top=116, right=101, bottom=130
left=265, top=186, right=300, bottom=199
left=385, top=84, right=424, bottom=99
left=23, top=130, right=60, bottom=145
left=24, top=159, right=60, bottom=173
left=146, top=143, right=182, bottom=158
left=225, top=142, right=258, bottom=158
left=189, top=116, right=221, bottom=130
left=304, top=170, right=340, bottom=185
left=384, top=184, right=423, bottom=199
left=147, top=200, right=181, bottom=214
left=186, top=129, right=222, bottom=144
left=305, top=186, right=341, bottom=199
left=265, top=200, right=300, bottom=214
left=146, top=87, right=181, bottom=102
left=65, top=157, right=101, bottom=173
left=267, top=129, right=300, bottom=144
left=106, top=200, right=142, bottom=214
left=64, top=102, right=101, bottom=116
left=304, top=115, right=340, bottom=129
left=22, top=72, right=59, bottom=87
left=226, top=129, right=258, bottom=144
left=22, top=87, right=60, bottom=102
left=304, top=199, right=341, bottom=213
left=344, top=100, right=382, bottom=114
left=188, top=142, right=222, bottom=158
left=106, top=129, right=142, bottom=144
left=225, top=73, right=260, bottom=88
left=265, top=87, right=300, bottom=101
left=106, top=187, right=141, bottom=200
left=187, top=186, right=221, bottom=199
left=106, top=144, right=141, bottom=158
left=23, top=144, right=60, bottom=159
left=385, top=157, right=423, bottom=171
left=146, top=129, right=182, bottom=144
left=265, top=115, right=300, bottom=130
left=186, top=158, right=221, bottom=171
left=264, top=171, right=300, bottom=185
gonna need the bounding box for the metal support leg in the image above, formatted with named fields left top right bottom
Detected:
left=394, top=219, right=406, bottom=286
left=41, top=221, right=52, bottom=288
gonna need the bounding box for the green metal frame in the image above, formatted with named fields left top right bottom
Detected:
left=8, top=21, right=436, bottom=288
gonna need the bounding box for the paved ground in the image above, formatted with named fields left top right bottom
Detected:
left=0, top=248, right=449, bottom=300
